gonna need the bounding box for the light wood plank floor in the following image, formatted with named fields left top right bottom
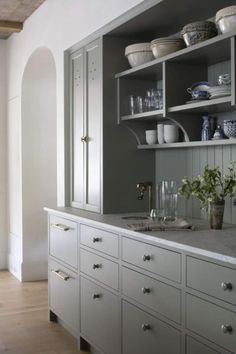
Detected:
left=0, top=271, right=86, bottom=354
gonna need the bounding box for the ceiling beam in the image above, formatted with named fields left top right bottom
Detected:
left=0, top=21, right=23, bottom=33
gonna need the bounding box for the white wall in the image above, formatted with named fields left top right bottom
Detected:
left=5, top=0, right=144, bottom=279
left=0, top=40, right=7, bottom=269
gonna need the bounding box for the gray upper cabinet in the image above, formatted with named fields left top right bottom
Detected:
left=70, top=39, right=101, bottom=213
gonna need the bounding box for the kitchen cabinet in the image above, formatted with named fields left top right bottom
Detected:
left=70, top=39, right=101, bottom=212
left=46, top=207, right=236, bottom=354
left=69, top=37, right=155, bottom=214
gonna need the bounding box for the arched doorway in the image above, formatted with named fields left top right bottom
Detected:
left=21, top=47, right=57, bottom=280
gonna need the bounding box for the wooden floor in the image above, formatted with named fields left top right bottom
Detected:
left=0, top=271, right=86, bottom=354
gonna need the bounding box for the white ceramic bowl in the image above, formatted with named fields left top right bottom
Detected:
left=164, top=124, right=179, bottom=143
left=151, top=38, right=185, bottom=59
left=216, top=6, right=236, bottom=33
left=145, top=130, right=157, bottom=145
left=125, top=43, right=153, bottom=68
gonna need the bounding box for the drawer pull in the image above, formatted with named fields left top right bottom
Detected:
left=142, top=287, right=151, bottom=294
left=51, top=269, right=70, bottom=281
left=92, top=293, right=101, bottom=299
left=221, top=324, right=233, bottom=334
left=221, top=282, right=233, bottom=291
left=141, top=324, right=151, bottom=331
left=51, top=223, right=70, bottom=231
left=142, top=255, right=151, bottom=261
left=92, top=237, right=101, bottom=243
left=92, top=263, right=101, bottom=269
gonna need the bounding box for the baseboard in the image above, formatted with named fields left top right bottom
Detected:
left=21, top=260, right=48, bottom=281
left=8, top=253, right=22, bottom=281
left=0, top=251, right=7, bottom=269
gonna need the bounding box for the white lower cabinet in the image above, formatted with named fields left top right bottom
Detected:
left=49, top=259, right=78, bottom=333
left=122, top=300, right=181, bottom=354
left=80, top=276, right=120, bottom=354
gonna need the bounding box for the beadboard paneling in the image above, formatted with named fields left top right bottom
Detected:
left=155, top=145, right=236, bottom=225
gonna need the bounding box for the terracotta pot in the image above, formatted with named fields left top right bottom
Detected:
left=209, top=200, right=225, bottom=230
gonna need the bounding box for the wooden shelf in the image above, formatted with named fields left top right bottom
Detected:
left=138, top=139, right=236, bottom=150
left=168, top=96, right=232, bottom=114
left=121, top=109, right=164, bottom=121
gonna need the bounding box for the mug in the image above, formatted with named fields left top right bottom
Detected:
left=145, top=130, right=157, bottom=145
left=164, top=124, right=179, bottom=143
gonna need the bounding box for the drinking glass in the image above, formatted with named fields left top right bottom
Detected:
left=158, top=181, right=178, bottom=221
left=136, top=96, right=143, bottom=113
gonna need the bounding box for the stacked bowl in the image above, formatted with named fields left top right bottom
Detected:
left=181, top=21, right=217, bottom=46
left=125, top=43, right=153, bottom=68
left=150, top=37, right=185, bottom=59
left=223, top=120, right=236, bottom=139
left=216, top=6, right=236, bottom=34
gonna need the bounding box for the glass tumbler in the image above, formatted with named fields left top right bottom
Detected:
left=158, top=181, right=178, bottom=221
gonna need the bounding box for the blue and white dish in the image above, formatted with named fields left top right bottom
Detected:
left=187, top=81, right=210, bottom=93
left=189, top=90, right=210, bottom=100
left=223, top=120, right=236, bottom=138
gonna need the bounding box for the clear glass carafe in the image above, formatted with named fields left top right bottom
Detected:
left=158, top=181, right=178, bottom=221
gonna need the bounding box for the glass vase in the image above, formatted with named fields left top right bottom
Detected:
left=209, top=200, right=225, bottom=230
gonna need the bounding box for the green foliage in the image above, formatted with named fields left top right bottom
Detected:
left=179, top=162, right=236, bottom=210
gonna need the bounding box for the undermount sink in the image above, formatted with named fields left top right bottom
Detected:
left=121, top=216, right=148, bottom=220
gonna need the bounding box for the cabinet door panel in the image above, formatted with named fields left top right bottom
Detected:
left=186, top=336, right=221, bottom=354
left=123, top=301, right=181, bottom=354
left=80, top=277, right=120, bottom=354
left=84, top=39, right=101, bottom=212
left=71, top=48, right=84, bottom=208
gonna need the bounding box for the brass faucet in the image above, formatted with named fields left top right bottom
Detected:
left=137, top=181, right=154, bottom=215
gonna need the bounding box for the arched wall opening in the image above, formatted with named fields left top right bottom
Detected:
left=21, top=47, right=57, bottom=280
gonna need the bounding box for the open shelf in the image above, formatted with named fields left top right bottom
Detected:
left=121, top=109, right=164, bottom=121
left=138, top=139, right=236, bottom=150
left=168, top=96, right=233, bottom=114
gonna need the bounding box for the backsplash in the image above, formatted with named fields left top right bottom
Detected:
left=155, top=144, right=236, bottom=224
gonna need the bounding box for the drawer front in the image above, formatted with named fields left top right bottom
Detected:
left=186, top=294, right=236, bottom=353
left=80, top=277, right=120, bottom=354
left=49, top=215, right=78, bottom=268
left=122, top=237, right=181, bottom=283
left=186, top=336, right=221, bottom=354
left=80, top=224, right=119, bottom=258
left=80, top=248, right=119, bottom=290
left=49, top=259, right=78, bottom=331
left=187, top=256, right=236, bottom=305
left=123, top=301, right=181, bottom=354
left=122, top=267, right=181, bottom=323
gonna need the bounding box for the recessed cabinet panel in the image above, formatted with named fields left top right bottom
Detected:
left=122, top=237, right=181, bottom=282
left=186, top=336, right=221, bottom=354
left=186, top=294, right=236, bottom=353
left=122, top=267, right=181, bottom=323
left=84, top=40, right=101, bottom=212
left=49, top=259, right=78, bottom=332
left=187, top=256, right=236, bottom=305
left=49, top=215, right=78, bottom=269
left=80, top=248, right=119, bottom=290
left=80, top=224, right=119, bottom=257
left=80, top=277, right=120, bottom=354
left=71, top=49, right=84, bottom=208
left=123, top=301, right=181, bottom=354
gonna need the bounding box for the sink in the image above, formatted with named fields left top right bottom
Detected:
left=121, top=216, right=148, bottom=220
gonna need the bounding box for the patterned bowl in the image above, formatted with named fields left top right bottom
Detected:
left=223, top=120, right=236, bottom=138
left=181, top=21, right=217, bottom=46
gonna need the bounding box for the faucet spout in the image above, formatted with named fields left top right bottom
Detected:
left=137, top=181, right=154, bottom=214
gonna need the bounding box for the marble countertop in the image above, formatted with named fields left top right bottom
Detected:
left=45, top=207, right=236, bottom=265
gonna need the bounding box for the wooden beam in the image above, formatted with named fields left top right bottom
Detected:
left=0, top=21, right=23, bottom=33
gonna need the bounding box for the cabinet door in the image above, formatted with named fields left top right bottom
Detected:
left=186, top=336, right=221, bottom=354
left=84, top=39, right=101, bottom=213
left=71, top=48, right=84, bottom=208
left=80, top=277, right=120, bottom=354
left=123, top=301, right=181, bottom=354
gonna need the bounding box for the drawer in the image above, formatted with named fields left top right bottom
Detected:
left=186, top=336, right=221, bottom=354
left=49, top=259, right=78, bottom=332
left=187, top=256, right=236, bottom=305
left=49, top=215, right=78, bottom=268
left=122, top=301, right=181, bottom=354
left=122, top=267, right=181, bottom=323
left=80, top=277, right=120, bottom=354
left=186, top=294, right=236, bottom=353
left=80, top=224, right=119, bottom=258
left=122, top=237, right=181, bottom=283
left=80, top=248, right=119, bottom=290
